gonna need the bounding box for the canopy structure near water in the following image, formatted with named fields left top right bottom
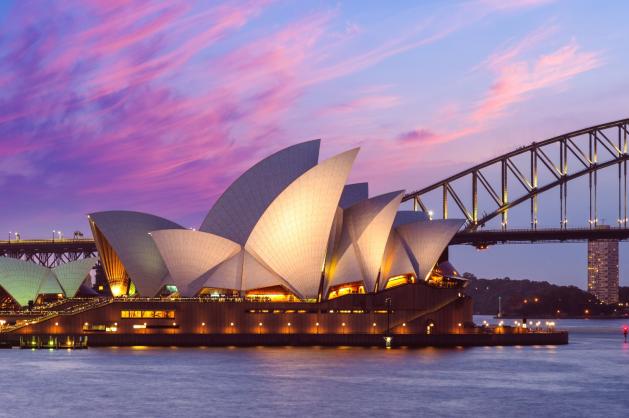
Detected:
left=0, top=257, right=98, bottom=306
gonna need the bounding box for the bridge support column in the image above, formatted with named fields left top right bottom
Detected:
left=530, top=149, right=538, bottom=229
left=501, top=160, right=508, bottom=230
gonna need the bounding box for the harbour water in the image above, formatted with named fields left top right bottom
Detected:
left=0, top=316, right=628, bottom=418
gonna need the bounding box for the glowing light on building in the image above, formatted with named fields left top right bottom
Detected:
left=110, top=285, right=123, bottom=297
left=384, top=274, right=415, bottom=289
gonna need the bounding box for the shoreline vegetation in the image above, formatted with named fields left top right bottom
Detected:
left=464, top=273, right=629, bottom=318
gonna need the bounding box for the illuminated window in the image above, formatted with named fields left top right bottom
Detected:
left=384, top=274, right=415, bottom=289
left=327, top=281, right=365, bottom=300
left=121, top=310, right=175, bottom=319
left=245, top=285, right=299, bottom=302
left=83, top=324, right=107, bottom=332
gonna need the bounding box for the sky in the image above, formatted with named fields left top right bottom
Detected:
left=1, top=0, right=628, bottom=288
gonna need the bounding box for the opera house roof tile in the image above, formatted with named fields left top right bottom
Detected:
left=78, top=141, right=463, bottom=301
left=244, top=148, right=359, bottom=299
left=0, top=258, right=58, bottom=306
left=89, top=210, right=183, bottom=296
left=339, top=183, right=369, bottom=209
left=0, top=257, right=98, bottom=306
left=396, top=219, right=465, bottom=282
left=328, top=190, right=404, bottom=292
left=151, top=229, right=241, bottom=297
left=200, top=140, right=320, bottom=245
left=53, top=257, right=99, bottom=297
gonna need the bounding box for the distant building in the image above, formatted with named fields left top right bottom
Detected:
left=587, top=226, right=619, bottom=304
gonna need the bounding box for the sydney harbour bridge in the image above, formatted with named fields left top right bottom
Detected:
left=2, top=118, right=629, bottom=265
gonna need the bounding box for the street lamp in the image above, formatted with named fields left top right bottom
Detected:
left=341, top=322, right=346, bottom=335
left=315, top=322, right=319, bottom=335
left=287, top=322, right=291, bottom=335
left=258, top=322, right=263, bottom=335
left=372, top=322, right=377, bottom=335
left=385, top=297, right=392, bottom=337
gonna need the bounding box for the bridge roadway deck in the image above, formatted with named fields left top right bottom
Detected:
left=452, top=227, right=629, bottom=245
left=1, top=227, right=629, bottom=253
left=0, top=239, right=97, bottom=254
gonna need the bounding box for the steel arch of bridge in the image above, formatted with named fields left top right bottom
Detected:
left=403, top=118, right=629, bottom=231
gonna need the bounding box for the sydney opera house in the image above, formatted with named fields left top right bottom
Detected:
left=0, top=141, right=476, bottom=346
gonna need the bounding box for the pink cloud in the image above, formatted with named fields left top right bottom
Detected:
left=477, top=0, right=556, bottom=12
left=320, top=95, right=401, bottom=116
left=1, top=0, right=585, bottom=236
left=305, top=24, right=457, bottom=87
left=0, top=1, right=278, bottom=219
left=471, top=37, right=602, bottom=124
left=397, top=129, right=438, bottom=143
left=395, top=28, right=602, bottom=150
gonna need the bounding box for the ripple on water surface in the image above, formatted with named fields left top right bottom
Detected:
left=1, top=317, right=628, bottom=418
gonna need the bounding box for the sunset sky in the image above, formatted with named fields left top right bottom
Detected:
left=1, top=0, right=628, bottom=287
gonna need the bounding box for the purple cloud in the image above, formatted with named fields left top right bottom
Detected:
left=397, top=129, right=438, bottom=143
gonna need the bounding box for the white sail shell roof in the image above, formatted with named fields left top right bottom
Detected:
left=151, top=229, right=241, bottom=297
left=393, top=210, right=430, bottom=227
left=245, top=148, right=359, bottom=299
left=241, top=251, right=298, bottom=294
left=201, top=250, right=244, bottom=291
left=395, top=219, right=465, bottom=281
left=380, top=229, right=415, bottom=288
left=38, top=271, right=64, bottom=295
left=328, top=191, right=404, bottom=292
left=0, top=258, right=53, bottom=306
left=200, top=140, right=320, bottom=245
left=323, top=207, right=344, bottom=287
left=53, top=257, right=99, bottom=297
left=339, top=183, right=369, bottom=209
left=88, top=211, right=183, bottom=297
left=328, top=247, right=362, bottom=288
